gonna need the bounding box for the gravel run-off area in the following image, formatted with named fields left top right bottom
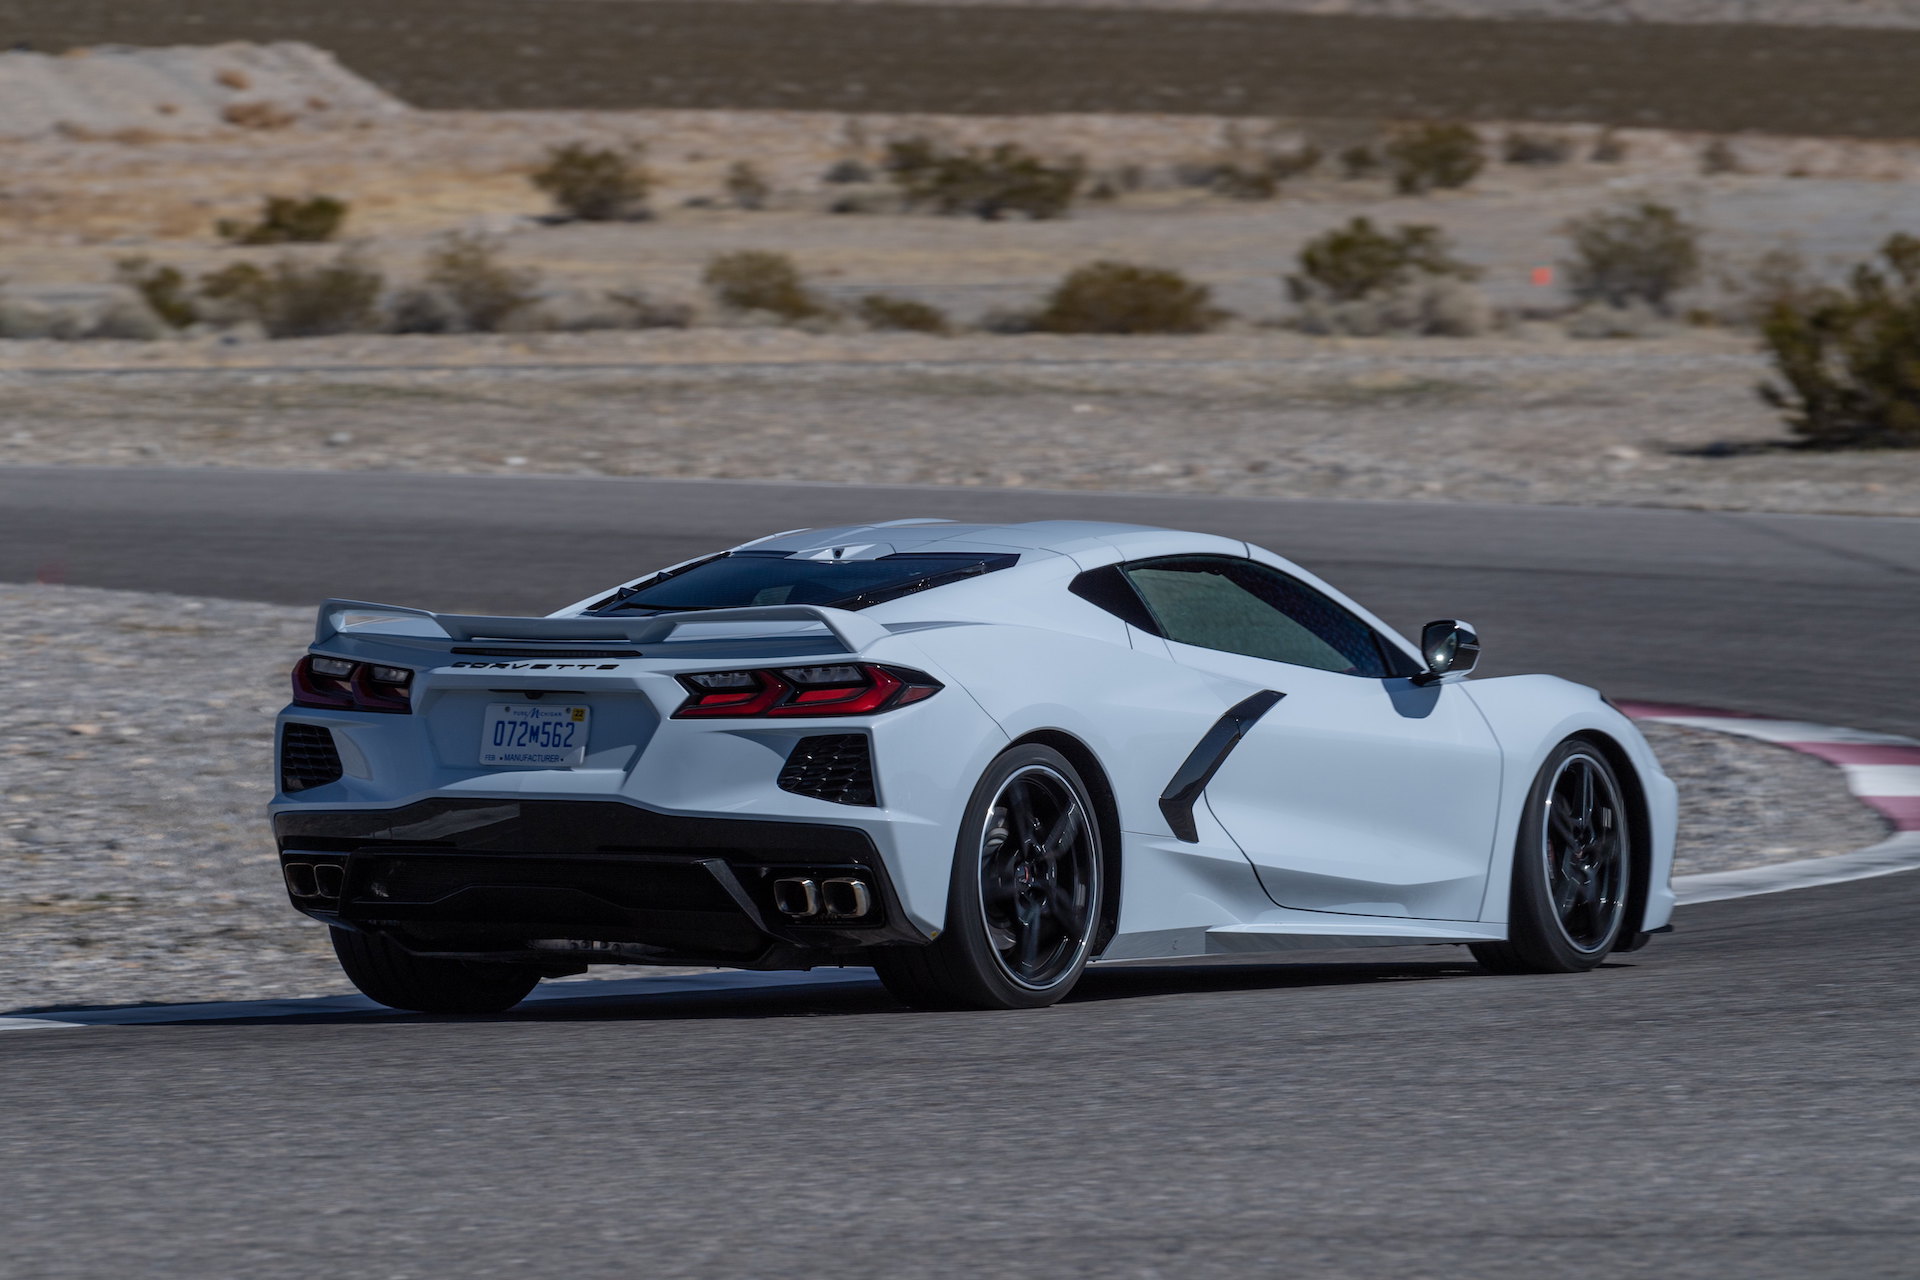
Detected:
left=3, top=331, right=1918, bottom=517
left=0, top=582, right=1889, bottom=1013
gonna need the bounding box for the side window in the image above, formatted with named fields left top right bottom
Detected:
left=1121, top=556, right=1396, bottom=677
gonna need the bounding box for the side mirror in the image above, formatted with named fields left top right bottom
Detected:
left=1413, top=619, right=1480, bottom=685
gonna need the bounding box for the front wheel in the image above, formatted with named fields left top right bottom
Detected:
left=331, top=927, right=541, bottom=1014
left=872, top=744, right=1104, bottom=1010
left=1471, top=738, right=1634, bottom=975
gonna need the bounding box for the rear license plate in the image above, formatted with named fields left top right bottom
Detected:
left=480, top=703, right=590, bottom=767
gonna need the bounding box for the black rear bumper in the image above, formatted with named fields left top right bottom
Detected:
left=274, top=798, right=927, bottom=965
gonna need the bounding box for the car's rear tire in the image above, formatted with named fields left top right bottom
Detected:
left=331, top=927, right=541, bottom=1014
left=1471, top=737, right=1634, bottom=975
left=872, top=744, right=1104, bottom=1011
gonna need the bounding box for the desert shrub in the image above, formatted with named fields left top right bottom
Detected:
left=1758, top=234, right=1920, bottom=449
left=1503, top=131, right=1575, bottom=166
left=856, top=293, right=950, bottom=334
left=1701, top=136, right=1742, bottom=175
left=1288, top=218, right=1477, bottom=305
left=1384, top=123, right=1484, bottom=195
left=1032, top=261, right=1220, bottom=335
left=823, top=158, right=873, bottom=184
left=603, top=290, right=695, bottom=329
left=217, top=195, right=348, bottom=245
left=884, top=137, right=1084, bottom=221
left=1288, top=219, right=1485, bottom=337
left=531, top=142, right=653, bottom=221
left=726, top=161, right=772, bottom=210
left=85, top=298, right=167, bottom=341
left=1562, top=201, right=1703, bottom=313
left=702, top=250, right=828, bottom=321
left=1590, top=131, right=1629, bottom=163
left=422, top=232, right=539, bottom=332
left=1339, top=145, right=1382, bottom=179
left=1203, top=146, right=1322, bottom=200
left=198, top=251, right=384, bottom=338
left=115, top=257, right=198, bottom=328
left=1296, top=277, right=1490, bottom=337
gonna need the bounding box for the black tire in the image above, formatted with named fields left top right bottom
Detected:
left=872, top=744, right=1104, bottom=1011
left=331, top=927, right=541, bottom=1014
left=1471, top=737, right=1634, bottom=975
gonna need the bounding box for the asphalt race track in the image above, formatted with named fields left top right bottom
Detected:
left=2, top=466, right=1918, bottom=1277
left=2, top=465, right=1917, bottom=734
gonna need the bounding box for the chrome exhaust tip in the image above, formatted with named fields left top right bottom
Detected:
left=771, top=877, right=821, bottom=918
left=283, top=862, right=317, bottom=897
left=311, top=863, right=345, bottom=899
left=821, top=877, right=872, bottom=919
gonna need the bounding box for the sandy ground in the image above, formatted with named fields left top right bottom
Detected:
left=0, top=582, right=1889, bottom=1013
left=3, top=329, right=1917, bottom=515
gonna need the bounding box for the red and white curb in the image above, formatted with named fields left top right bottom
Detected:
left=1619, top=701, right=1920, bottom=905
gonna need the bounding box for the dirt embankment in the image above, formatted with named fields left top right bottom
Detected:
left=0, top=41, right=406, bottom=140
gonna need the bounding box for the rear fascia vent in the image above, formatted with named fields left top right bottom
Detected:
left=282, top=723, right=344, bottom=793
left=778, top=735, right=876, bottom=806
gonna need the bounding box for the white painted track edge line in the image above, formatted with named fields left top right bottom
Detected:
left=1671, top=832, right=1920, bottom=905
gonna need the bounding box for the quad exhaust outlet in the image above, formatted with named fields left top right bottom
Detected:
left=771, top=876, right=873, bottom=921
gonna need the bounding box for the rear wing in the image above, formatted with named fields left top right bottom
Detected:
left=313, top=600, right=890, bottom=655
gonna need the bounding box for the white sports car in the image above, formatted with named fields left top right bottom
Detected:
left=273, top=518, right=1677, bottom=1013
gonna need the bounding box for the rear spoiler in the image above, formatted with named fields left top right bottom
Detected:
left=314, top=600, right=890, bottom=655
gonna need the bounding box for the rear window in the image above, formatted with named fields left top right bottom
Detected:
left=592, top=551, right=1018, bottom=614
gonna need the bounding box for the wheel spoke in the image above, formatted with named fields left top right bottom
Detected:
left=1004, top=779, right=1038, bottom=842
left=1577, top=762, right=1596, bottom=829
left=1041, top=805, right=1081, bottom=859
left=1015, top=899, right=1044, bottom=974
left=1548, top=800, right=1579, bottom=846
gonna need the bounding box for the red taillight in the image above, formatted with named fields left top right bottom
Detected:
left=292, top=656, right=414, bottom=714
left=673, top=664, right=940, bottom=718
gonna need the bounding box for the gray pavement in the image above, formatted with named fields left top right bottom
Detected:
left=3, top=466, right=1918, bottom=1277
left=0, top=872, right=1915, bottom=1278
left=2, top=465, right=1916, bottom=733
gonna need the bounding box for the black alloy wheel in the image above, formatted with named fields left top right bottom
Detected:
left=871, top=743, right=1104, bottom=1010
left=1472, top=738, right=1634, bottom=975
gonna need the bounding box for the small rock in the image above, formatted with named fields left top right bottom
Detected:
left=67, top=723, right=103, bottom=736
left=325, top=431, right=353, bottom=447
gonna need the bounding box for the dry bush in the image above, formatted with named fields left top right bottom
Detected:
left=1288, top=218, right=1486, bottom=337
left=532, top=143, right=653, bottom=221
left=1701, top=137, right=1743, bottom=175
left=1032, top=261, right=1221, bottom=335
left=114, top=257, right=198, bottom=329
left=1289, top=217, right=1477, bottom=303
left=198, top=251, right=384, bottom=338
left=1339, top=145, right=1383, bottom=179
left=1385, top=123, right=1484, bottom=195
left=725, top=162, right=773, bottom=210
left=1760, top=234, right=1920, bottom=449
left=391, top=232, right=540, bottom=333
left=1203, top=146, right=1322, bottom=200
left=884, top=137, right=1084, bottom=221
left=1562, top=201, right=1703, bottom=314
left=702, top=251, right=829, bottom=321
left=214, top=68, right=251, bottom=91
left=823, top=158, right=873, bottom=184
left=856, top=293, right=950, bottom=334
left=216, top=195, right=348, bottom=245
left=1590, top=131, right=1629, bottom=163
left=1503, top=131, right=1575, bottom=166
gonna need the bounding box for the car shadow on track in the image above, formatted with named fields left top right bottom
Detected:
left=11, top=952, right=1617, bottom=1031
